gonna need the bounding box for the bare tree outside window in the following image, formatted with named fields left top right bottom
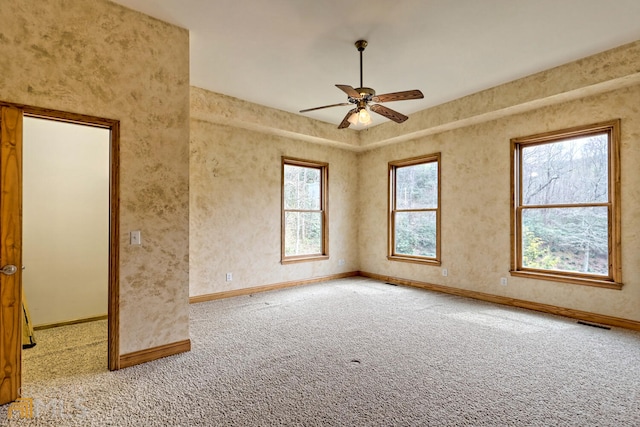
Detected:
left=282, top=158, right=328, bottom=263
left=511, top=121, right=621, bottom=288
left=388, top=153, right=441, bottom=265
left=521, top=135, right=609, bottom=274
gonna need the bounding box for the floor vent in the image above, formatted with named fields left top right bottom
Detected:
left=385, top=282, right=398, bottom=286
left=577, top=321, right=611, bottom=330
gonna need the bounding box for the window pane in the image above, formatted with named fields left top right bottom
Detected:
left=522, top=207, right=608, bottom=275
left=284, top=211, right=322, bottom=256
left=521, top=134, right=608, bottom=205
left=394, top=211, right=436, bottom=257
left=284, top=165, right=320, bottom=210
left=396, top=162, right=438, bottom=209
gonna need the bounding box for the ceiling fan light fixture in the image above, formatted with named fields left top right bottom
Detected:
left=347, top=111, right=359, bottom=126
left=358, top=108, right=372, bottom=125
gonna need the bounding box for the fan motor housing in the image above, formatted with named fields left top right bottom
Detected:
left=354, top=87, right=375, bottom=98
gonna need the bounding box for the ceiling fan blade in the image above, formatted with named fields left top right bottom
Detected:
left=336, top=84, right=362, bottom=99
left=370, top=104, right=408, bottom=123
left=371, top=89, right=424, bottom=103
left=300, top=102, right=351, bottom=113
left=338, top=108, right=358, bottom=129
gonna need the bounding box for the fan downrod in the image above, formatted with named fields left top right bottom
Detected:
left=355, top=40, right=368, bottom=89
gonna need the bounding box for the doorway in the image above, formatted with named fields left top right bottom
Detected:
left=22, top=117, right=109, bottom=378
left=0, top=104, right=120, bottom=405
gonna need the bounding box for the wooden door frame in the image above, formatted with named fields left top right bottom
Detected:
left=1, top=101, right=120, bottom=377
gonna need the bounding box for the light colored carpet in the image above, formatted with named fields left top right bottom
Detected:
left=22, top=319, right=108, bottom=382
left=3, top=277, right=640, bottom=426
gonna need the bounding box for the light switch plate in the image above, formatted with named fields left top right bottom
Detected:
left=130, top=230, right=141, bottom=245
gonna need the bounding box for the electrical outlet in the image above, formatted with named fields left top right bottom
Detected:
left=442, top=268, right=448, bottom=277
left=500, top=277, right=508, bottom=286
left=226, top=272, right=232, bottom=282
left=338, top=259, right=345, bottom=266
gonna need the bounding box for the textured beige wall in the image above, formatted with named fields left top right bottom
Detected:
left=190, top=88, right=359, bottom=296
left=0, top=1, right=190, bottom=354
left=358, top=83, right=640, bottom=322
left=190, top=87, right=360, bottom=151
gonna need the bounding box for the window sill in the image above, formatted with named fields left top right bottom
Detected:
left=509, top=270, right=623, bottom=290
left=387, top=255, right=441, bottom=266
left=281, top=255, right=329, bottom=265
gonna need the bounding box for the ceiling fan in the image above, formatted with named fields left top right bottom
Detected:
left=300, top=40, right=424, bottom=129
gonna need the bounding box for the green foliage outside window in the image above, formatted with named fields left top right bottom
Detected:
left=522, top=227, right=560, bottom=270
left=283, top=162, right=325, bottom=258
left=520, top=135, right=609, bottom=275
left=390, top=155, right=439, bottom=261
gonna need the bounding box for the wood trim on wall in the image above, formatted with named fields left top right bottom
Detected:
left=190, top=271, right=359, bottom=304
left=281, top=156, right=329, bottom=264
left=1, top=101, right=122, bottom=372
left=509, top=119, right=622, bottom=289
left=387, top=152, right=442, bottom=265
left=359, top=271, right=640, bottom=332
left=33, top=314, right=108, bottom=331
left=119, top=339, right=191, bottom=370
left=108, top=120, right=120, bottom=371
left=0, top=103, right=118, bottom=129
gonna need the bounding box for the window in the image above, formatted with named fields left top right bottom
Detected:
left=388, top=153, right=441, bottom=265
left=511, top=120, right=621, bottom=289
left=281, top=157, right=328, bottom=263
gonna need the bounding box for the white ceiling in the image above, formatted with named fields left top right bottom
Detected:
left=112, top=0, right=640, bottom=129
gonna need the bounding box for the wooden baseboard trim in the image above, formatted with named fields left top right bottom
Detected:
left=34, top=314, right=108, bottom=331
left=119, top=339, right=191, bottom=369
left=359, top=271, right=640, bottom=332
left=190, top=271, right=359, bottom=304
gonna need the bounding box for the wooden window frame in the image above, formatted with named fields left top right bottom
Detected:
left=510, top=120, right=622, bottom=289
left=281, top=157, right=329, bottom=264
left=388, top=153, right=441, bottom=265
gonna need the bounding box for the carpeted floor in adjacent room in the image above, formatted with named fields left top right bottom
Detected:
left=4, top=276, right=640, bottom=426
